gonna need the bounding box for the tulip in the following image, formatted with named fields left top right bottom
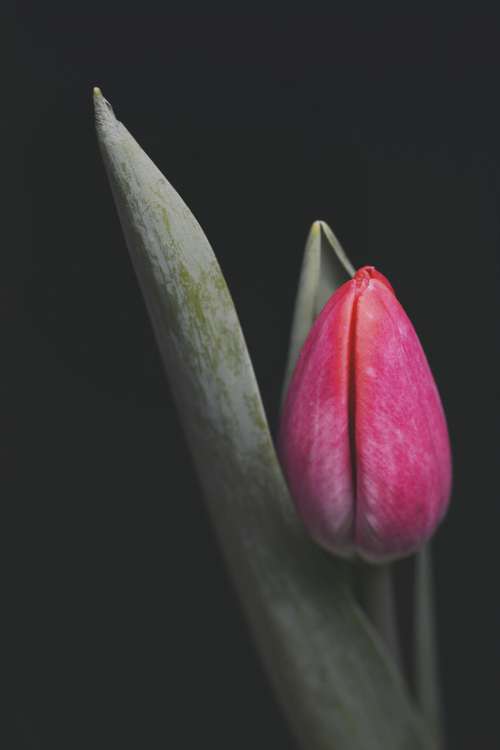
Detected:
left=96, top=90, right=443, bottom=748
left=279, top=265, right=452, bottom=562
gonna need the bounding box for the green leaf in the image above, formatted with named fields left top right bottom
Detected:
left=94, top=88, right=435, bottom=750
left=282, top=221, right=354, bottom=399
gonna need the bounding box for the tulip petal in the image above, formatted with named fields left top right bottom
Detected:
left=354, top=279, right=452, bottom=561
left=280, top=282, right=357, bottom=556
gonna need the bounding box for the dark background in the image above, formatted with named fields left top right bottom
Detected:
left=8, top=6, right=500, bottom=749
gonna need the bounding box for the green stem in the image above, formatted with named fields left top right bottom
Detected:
left=415, top=544, right=444, bottom=747
left=359, top=563, right=402, bottom=671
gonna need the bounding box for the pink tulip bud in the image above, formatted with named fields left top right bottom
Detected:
left=279, top=266, right=452, bottom=562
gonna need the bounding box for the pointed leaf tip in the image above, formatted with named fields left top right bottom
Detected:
left=93, top=87, right=117, bottom=131
left=281, top=219, right=356, bottom=400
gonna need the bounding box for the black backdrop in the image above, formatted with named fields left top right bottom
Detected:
left=8, top=7, right=500, bottom=749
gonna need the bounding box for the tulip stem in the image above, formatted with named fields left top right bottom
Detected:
left=415, top=544, right=444, bottom=746
left=359, top=563, right=402, bottom=671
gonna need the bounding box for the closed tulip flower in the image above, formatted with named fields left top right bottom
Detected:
left=279, top=265, right=452, bottom=562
